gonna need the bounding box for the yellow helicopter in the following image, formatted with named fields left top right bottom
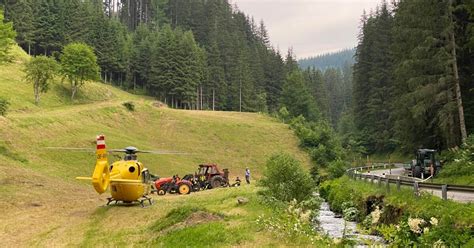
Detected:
left=51, top=135, right=185, bottom=207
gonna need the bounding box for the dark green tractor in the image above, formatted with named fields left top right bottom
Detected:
left=410, top=149, right=442, bottom=178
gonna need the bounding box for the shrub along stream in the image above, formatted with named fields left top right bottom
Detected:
left=320, top=176, right=474, bottom=247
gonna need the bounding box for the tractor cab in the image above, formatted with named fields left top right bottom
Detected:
left=197, top=164, right=229, bottom=188
left=416, top=149, right=436, bottom=166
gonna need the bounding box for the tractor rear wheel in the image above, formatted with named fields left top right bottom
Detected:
left=414, top=166, right=421, bottom=178
left=210, top=176, right=224, bottom=189
left=178, top=183, right=191, bottom=194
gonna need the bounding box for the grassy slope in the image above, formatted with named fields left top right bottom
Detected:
left=0, top=47, right=313, bottom=246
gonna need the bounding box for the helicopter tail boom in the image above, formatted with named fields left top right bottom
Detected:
left=91, top=135, right=110, bottom=194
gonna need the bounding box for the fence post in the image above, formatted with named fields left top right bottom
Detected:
left=371, top=175, right=375, bottom=184
left=378, top=177, right=382, bottom=187
left=386, top=178, right=390, bottom=192
left=414, top=182, right=419, bottom=197
left=396, top=177, right=401, bottom=191
left=442, top=185, right=448, bottom=200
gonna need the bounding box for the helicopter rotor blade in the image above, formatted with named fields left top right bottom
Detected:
left=108, top=149, right=127, bottom=153
left=137, top=150, right=191, bottom=155
left=44, top=147, right=190, bottom=155
left=44, top=147, right=95, bottom=153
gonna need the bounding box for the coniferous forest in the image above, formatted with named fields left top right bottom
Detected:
left=352, top=0, right=474, bottom=153
left=1, top=0, right=473, bottom=155
left=2, top=0, right=287, bottom=112
left=299, top=48, right=355, bottom=71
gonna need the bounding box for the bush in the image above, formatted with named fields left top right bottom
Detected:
left=438, top=135, right=474, bottom=179
left=327, top=160, right=348, bottom=179
left=277, top=106, right=290, bottom=122
left=259, top=153, right=314, bottom=202
left=289, top=117, right=342, bottom=168
left=0, top=98, right=10, bottom=116
left=122, top=101, right=135, bottom=111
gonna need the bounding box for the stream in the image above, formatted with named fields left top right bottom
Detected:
left=314, top=198, right=385, bottom=246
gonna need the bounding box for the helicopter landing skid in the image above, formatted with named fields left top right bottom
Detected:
left=106, top=196, right=153, bottom=208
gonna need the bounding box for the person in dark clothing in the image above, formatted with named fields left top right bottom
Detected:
left=232, top=177, right=241, bottom=187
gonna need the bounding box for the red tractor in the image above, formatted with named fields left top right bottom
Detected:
left=196, top=164, right=229, bottom=189
left=154, top=175, right=193, bottom=195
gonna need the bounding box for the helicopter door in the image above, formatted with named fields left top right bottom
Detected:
left=142, top=169, right=151, bottom=183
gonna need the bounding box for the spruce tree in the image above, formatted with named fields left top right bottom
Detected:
left=0, top=9, right=15, bottom=62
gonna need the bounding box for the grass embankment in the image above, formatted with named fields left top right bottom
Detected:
left=0, top=46, right=311, bottom=246
left=321, top=176, right=474, bottom=246
left=433, top=176, right=474, bottom=186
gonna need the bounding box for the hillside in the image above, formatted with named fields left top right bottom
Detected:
left=298, top=48, right=355, bottom=70
left=0, top=47, right=312, bottom=246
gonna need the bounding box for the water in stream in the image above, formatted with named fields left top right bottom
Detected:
left=315, top=201, right=386, bottom=246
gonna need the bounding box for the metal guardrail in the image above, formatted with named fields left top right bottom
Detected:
left=346, top=163, right=474, bottom=200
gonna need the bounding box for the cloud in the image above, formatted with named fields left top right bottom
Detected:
left=232, top=0, right=380, bottom=58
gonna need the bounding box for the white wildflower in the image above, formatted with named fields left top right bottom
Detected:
left=294, top=207, right=301, bottom=216
left=287, top=205, right=294, bottom=214
left=423, top=227, right=429, bottom=234
left=430, top=217, right=438, bottom=226
left=299, top=210, right=311, bottom=222
left=433, top=239, right=446, bottom=248
left=408, top=217, right=425, bottom=234
left=371, top=206, right=382, bottom=224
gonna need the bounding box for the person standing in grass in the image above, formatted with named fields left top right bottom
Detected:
left=245, top=168, right=250, bottom=184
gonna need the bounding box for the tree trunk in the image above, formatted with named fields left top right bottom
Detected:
left=200, top=86, right=203, bottom=110
left=71, top=83, right=77, bottom=101
left=34, top=82, right=39, bottom=105
left=449, top=0, right=467, bottom=143
left=196, top=87, right=199, bottom=110
left=133, top=75, right=136, bottom=91
left=212, top=88, right=215, bottom=111
left=239, top=78, right=242, bottom=112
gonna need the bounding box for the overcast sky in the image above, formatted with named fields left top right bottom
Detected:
left=232, top=0, right=380, bottom=59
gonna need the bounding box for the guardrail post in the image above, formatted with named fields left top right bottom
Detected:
left=386, top=178, right=390, bottom=192
left=414, top=182, right=419, bottom=197
left=378, top=177, right=382, bottom=187
left=442, top=185, right=447, bottom=200
left=396, top=177, right=401, bottom=191
left=371, top=175, right=375, bottom=184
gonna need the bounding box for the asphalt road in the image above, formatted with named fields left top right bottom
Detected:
left=361, top=165, right=474, bottom=203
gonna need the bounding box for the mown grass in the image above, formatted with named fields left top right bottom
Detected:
left=0, top=46, right=312, bottom=246
left=76, top=185, right=326, bottom=247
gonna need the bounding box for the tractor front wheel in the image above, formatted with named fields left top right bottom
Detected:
left=178, top=183, right=191, bottom=194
